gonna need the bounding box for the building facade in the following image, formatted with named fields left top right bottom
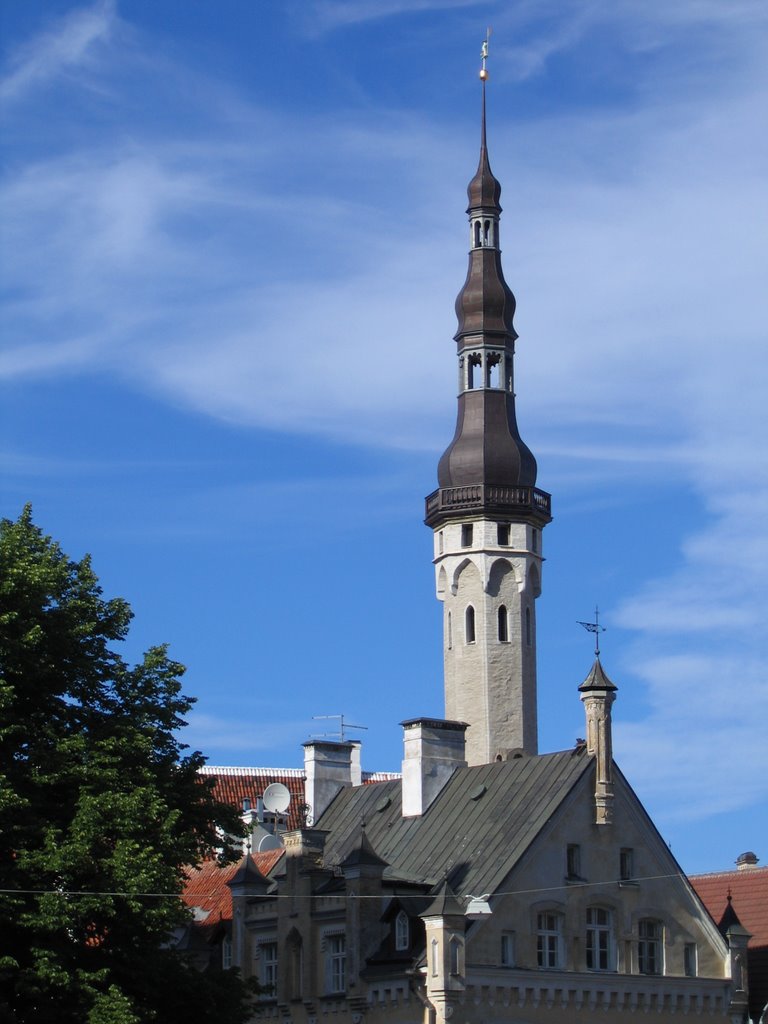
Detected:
left=184, top=63, right=754, bottom=1024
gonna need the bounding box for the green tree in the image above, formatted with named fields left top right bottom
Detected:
left=0, top=507, right=253, bottom=1023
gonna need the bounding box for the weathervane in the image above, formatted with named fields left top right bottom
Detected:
left=480, top=27, right=491, bottom=81
left=577, top=606, right=606, bottom=657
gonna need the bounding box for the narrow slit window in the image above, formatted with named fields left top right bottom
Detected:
left=449, top=936, right=461, bottom=975
left=447, top=611, right=452, bottom=650
left=498, top=605, right=508, bottom=642
left=525, top=607, right=532, bottom=646
left=465, top=605, right=476, bottom=644
left=566, top=843, right=581, bottom=879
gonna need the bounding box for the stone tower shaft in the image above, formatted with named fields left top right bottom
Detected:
left=425, top=80, right=551, bottom=766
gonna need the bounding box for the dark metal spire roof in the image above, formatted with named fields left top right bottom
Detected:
left=578, top=657, right=618, bottom=693
left=466, top=84, right=502, bottom=212
left=426, top=76, right=550, bottom=529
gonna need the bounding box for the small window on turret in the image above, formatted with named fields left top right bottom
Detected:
left=473, top=221, right=481, bottom=247
left=461, top=523, right=473, bottom=547
left=483, top=219, right=491, bottom=245
left=531, top=528, right=539, bottom=553
left=497, top=523, right=510, bottom=545
left=525, top=607, right=532, bottom=646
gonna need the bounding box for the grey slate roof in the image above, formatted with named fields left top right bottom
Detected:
left=317, top=748, right=591, bottom=901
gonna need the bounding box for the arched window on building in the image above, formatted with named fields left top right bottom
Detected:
left=586, top=907, right=615, bottom=971
left=537, top=911, right=564, bottom=969
left=465, top=605, right=476, bottom=644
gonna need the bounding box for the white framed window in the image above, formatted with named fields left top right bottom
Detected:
left=638, top=919, right=663, bottom=975
left=537, top=911, right=564, bottom=969
left=500, top=931, right=515, bottom=967
left=586, top=907, right=614, bottom=971
left=325, top=933, right=346, bottom=993
left=259, top=940, right=278, bottom=994
left=395, top=911, right=409, bottom=951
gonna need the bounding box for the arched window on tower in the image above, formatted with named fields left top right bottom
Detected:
left=486, top=353, right=501, bottom=388
left=483, top=219, right=492, bottom=246
left=465, top=605, right=476, bottom=644
left=498, top=605, right=508, bottom=642
left=473, top=220, right=481, bottom=247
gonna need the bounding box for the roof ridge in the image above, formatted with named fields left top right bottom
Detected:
left=200, top=765, right=306, bottom=776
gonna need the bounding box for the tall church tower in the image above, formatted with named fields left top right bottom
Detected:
left=425, top=67, right=551, bottom=766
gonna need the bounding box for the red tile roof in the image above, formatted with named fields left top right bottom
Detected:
left=689, top=866, right=768, bottom=949
left=183, top=850, right=283, bottom=932
left=200, top=765, right=400, bottom=826
left=201, top=766, right=306, bottom=829
left=690, top=865, right=768, bottom=1021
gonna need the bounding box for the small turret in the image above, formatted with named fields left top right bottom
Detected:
left=579, top=657, right=617, bottom=825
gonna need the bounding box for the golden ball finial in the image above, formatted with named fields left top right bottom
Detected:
left=479, top=68, right=488, bottom=81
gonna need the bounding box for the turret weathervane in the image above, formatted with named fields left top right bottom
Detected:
left=578, top=606, right=606, bottom=657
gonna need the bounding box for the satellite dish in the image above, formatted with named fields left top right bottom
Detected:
left=262, top=782, right=291, bottom=814
left=257, top=833, right=283, bottom=852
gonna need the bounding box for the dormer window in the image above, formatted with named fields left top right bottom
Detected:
left=395, top=911, right=409, bottom=951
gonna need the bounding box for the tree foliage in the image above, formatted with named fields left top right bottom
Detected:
left=0, top=507, right=253, bottom=1023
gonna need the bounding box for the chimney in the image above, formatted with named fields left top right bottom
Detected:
left=303, top=740, right=362, bottom=824
left=401, top=718, right=467, bottom=818
left=736, top=851, right=759, bottom=870
left=578, top=658, right=617, bottom=826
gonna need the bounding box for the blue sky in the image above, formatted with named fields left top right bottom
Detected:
left=1, top=0, right=766, bottom=875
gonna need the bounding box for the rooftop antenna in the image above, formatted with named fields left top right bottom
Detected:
left=577, top=606, right=606, bottom=657
left=311, top=714, right=368, bottom=742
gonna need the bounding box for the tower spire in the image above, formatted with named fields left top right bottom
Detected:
left=425, top=49, right=551, bottom=765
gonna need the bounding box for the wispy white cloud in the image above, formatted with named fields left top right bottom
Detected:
left=1, top=2, right=766, bottom=843
left=0, top=0, right=117, bottom=102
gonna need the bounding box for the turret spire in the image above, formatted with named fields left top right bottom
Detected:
left=425, top=50, right=551, bottom=765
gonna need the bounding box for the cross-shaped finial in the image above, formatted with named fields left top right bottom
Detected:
left=578, top=605, right=606, bottom=657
